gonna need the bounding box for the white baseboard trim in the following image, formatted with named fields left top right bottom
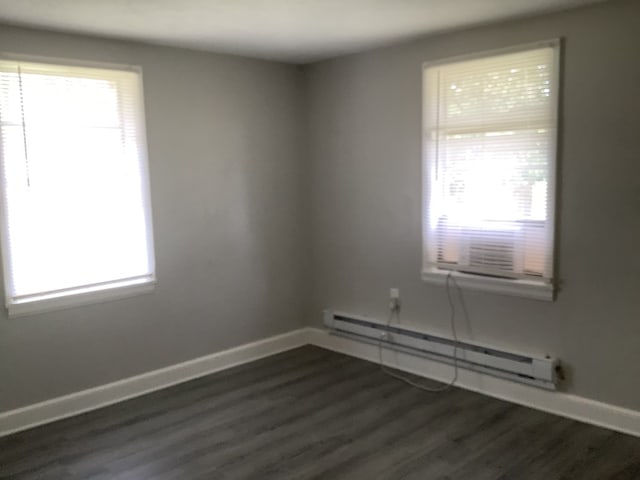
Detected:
left=0, top=328, right=310, bottom=438
left=2, top=327, right=638, bottom=439
left=307, top=328, right=640, bottom=438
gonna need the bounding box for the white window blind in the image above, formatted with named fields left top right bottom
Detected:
left=0, top=57, right=155, bottom=315
left=422, top=42, right=558, bottom=288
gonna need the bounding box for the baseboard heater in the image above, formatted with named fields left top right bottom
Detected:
left=323, top=310, right=560, bottom=390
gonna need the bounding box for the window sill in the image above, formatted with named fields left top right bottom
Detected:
left=422, top=268, right=554, bottom=301
left=6, top=277, right=156, bottom=317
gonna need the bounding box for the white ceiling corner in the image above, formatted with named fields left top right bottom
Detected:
left=0, top=0, right=609, bottom=63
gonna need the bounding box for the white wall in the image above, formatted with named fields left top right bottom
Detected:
left=0, top=25, right=308, bottom=412
left=305, top=0, right=640, bottom=411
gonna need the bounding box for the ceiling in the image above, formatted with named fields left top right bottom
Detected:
left=0, top=0, right=607, bottom=63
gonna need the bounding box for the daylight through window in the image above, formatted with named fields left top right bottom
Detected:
left=422, top=42, right=559, bottom=297
left=0, top=58, right=155, bottom=315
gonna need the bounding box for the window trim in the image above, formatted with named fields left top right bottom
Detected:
left=422, top=267, right=554, bottom=301
left=0, top=53, right=157, bottom=316
left=7, top=277, right=156, bottom=317
left=421, top=39, right=561, bottom=301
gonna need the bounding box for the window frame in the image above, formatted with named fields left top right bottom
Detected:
left=0, top=53, right=156, bottom=316
left=421, top=40, right=561, bottom=301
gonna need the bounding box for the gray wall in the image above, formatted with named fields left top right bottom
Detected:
left=2, top=0, right=639, bottom=416
left=0, top=26, right=307, bottom=411
left=306, top=0, right=640, bottom=411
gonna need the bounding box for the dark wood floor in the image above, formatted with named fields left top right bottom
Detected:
left=1, top=346, right=639, bottom=479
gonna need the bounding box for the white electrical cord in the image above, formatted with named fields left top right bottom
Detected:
left=378, top=272, right=462, bottom=393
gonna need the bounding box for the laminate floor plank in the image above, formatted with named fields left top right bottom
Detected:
left=1, top=345, right=639, bottom=479
left=1, top=346, right=333, bottom=462
left=69, top=351, right=362, bottom=474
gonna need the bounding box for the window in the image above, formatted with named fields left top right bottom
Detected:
left=422, top=41, right=559, bottom=300
left=0, top=57, right=155, bottom=316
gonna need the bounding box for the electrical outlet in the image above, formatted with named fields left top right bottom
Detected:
left=389, top=288, right=400, bottom=312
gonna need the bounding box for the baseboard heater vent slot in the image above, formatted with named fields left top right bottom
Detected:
left=323, top=310, right=559, bottom=390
